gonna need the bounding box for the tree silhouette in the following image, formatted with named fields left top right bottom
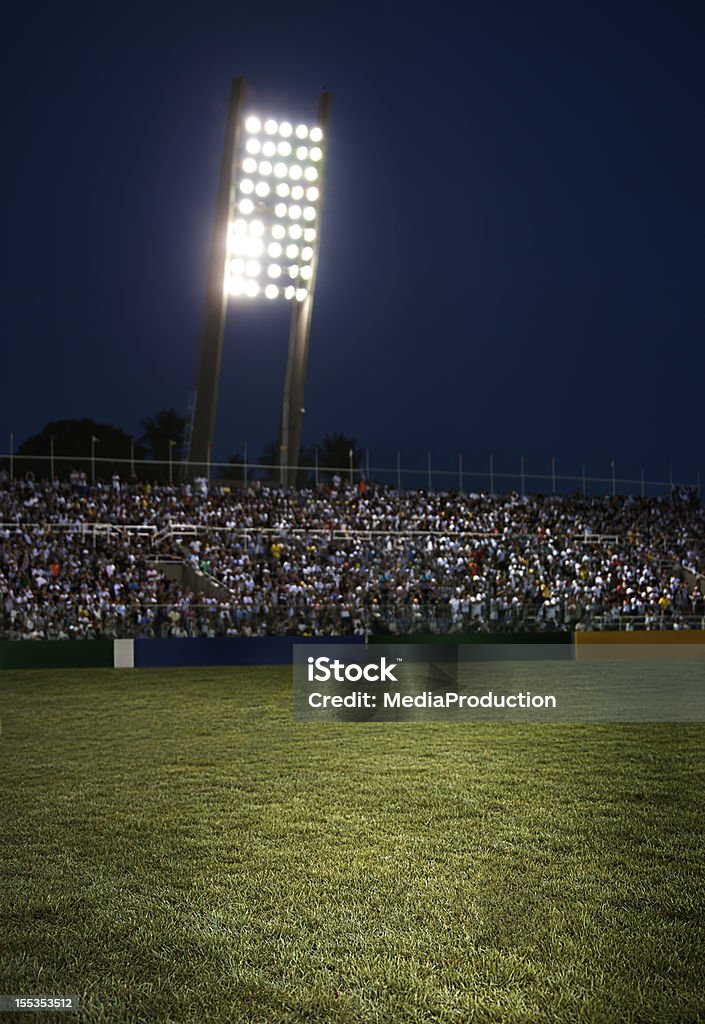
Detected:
left=316, top=432, right=364, bottom=479
left=16, top=419, right=146, bottom=481
left=139, top=409, right=188, bottom=467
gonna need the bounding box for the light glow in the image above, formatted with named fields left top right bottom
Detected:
left=231, top=110, right=326, bottom=301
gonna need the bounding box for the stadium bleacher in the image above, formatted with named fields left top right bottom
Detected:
left=1, top=477, right=703, bottom=640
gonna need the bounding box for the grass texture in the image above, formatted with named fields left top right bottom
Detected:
left=1, top=667, right=704, bottom=1023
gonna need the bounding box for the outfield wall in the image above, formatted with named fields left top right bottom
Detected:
left=0, top=631, right=703, bottom=670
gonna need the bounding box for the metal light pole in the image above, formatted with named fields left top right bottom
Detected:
left=189, top=78, right=245, bottom=478
left=91, top=436, right=99, bottom=484
left=279, top=90, right=332, bottom=485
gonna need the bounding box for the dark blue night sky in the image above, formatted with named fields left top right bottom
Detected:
left=2, top=1, right=704, bottom=490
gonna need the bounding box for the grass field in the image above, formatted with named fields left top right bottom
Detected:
left=1, top=666, right=704, bottom=1024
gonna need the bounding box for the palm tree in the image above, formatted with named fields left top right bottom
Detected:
left=316, top=432, right=364, bottom=481
left=139, top=409, right=188, bottom=463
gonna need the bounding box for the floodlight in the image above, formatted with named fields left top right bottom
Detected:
left=226, top=101, right=327, bottom=310
left=190, top=77, right=331, bottom=490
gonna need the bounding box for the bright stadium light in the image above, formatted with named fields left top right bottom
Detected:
left=190, top=76, right=331, bottom=485
left=224, top=105, right=326, bottom=304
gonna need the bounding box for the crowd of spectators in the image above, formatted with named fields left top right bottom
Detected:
left=1, top=474, right=704, bottom=639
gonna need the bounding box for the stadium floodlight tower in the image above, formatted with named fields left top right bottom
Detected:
left=188, top=77, right=331, bottom=486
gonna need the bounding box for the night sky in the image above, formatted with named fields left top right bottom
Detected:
left=3, top=1, right=704, bottom=491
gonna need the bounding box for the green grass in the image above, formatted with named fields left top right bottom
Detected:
left=1, top=667, right=704, bottom=1024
